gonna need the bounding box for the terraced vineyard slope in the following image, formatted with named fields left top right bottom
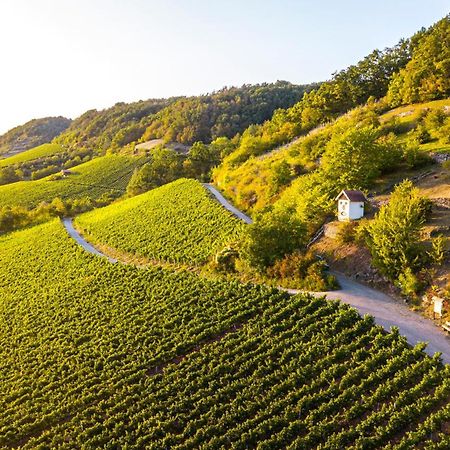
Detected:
left=0, top=154, right=146, bottom=208
left=75, top=178, right=244, bottom=264
left=0, top=220, right=449, bottom=449
left=0, top=143, right=64, bottom=167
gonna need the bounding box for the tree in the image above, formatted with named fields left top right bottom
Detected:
left=365, top=180, right=428, bottom=280
left=320, top=126, right=401, bottom=190
left=240, top=209, right=307, bottom=271
left=183, top=142, right=220, bottom=179
left=126, top=147, right=183, bottom=196
left=387, top=16, right=450, bottom=106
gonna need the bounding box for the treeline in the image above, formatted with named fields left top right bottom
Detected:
left=218, top=15, right=449, bottom=171
left=214, top=34, right=422, bottom=169
left=388, top=15, right=450, bottom=106
left=141, top=81, right=316, bottom=144
left=0, top=116, right=71, bottom=156
left=54, top=98, right=174, bottom=154
left=0, top=194, right=115, bottom=234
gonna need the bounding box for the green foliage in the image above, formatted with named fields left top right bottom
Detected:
left=240, top=209, right=307, bottom=271
left=0, top=154, right=145, bottom=209
left=141, top=82, right=313, bottom=145
left=76, top=179, right=244, bottom=264
left=215, top=246, right=240, bottom=272
left=267, top=251, right=338, bottom=291
left=337, top=221, right=358, bottom=244
left=216, top=34, right=414, bottom=174
left=387, top=16, right=450, bottom=106
left=126, top=147, right=183, bottom=196
left=1, top=221, right=449, bottom=448
left=365, top=180, right=428, bottom=280
left=321, top=126, right=401, bottom=189
left=402, top=145, right=432, bottom=169
left=54, top=99, right=172, bottom=154
left=183, top=141, right=221, bottom=180
left=270, top=160, right=293, bottom=195
left=0, top=197, right=97, bottom=234
left=396, top=267, right=423, bottom=297
left=0, top=116, right=70, bottom=156
left=429, top=234, right=447, bottom=266
left=0, top=143, right=64, bottom=167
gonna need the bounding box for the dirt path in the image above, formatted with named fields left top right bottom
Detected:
left=203, top=183, right=253, bottom=224
left=62, top=189, right=450, bottom=364
left=62, top=218, right=118, bottom=263
left=285, top=273, right=450, bottom=363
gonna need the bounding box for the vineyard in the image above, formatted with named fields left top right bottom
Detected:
left=75, top=178, right=244, bottom=264
left=0, top=154, right=146, bottom=208
left=0, top=143, right=64, bottom=167
left=0, top=219, right=449, bottom=449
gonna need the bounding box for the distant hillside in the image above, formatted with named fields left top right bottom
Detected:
left=213, top=16, right=450, bottom=213
left=0, top=154, right=147, bottom=209
left=53, top=82, right=316, bottom=155
left=54, top=98, right=175, bottom=154
left=0, top=116, right=71, bottom=157
left=141, top=81, right=317, bottom=144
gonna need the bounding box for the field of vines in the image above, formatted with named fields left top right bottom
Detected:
left=0, top=143, right=64, bottom=167
left=75, top=178, right=244, bottom=264
left=0, top=219, right=449, bottom=449
left=0, top=154, right=146, bottom=208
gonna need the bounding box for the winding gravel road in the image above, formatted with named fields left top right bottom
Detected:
left=285, top=274, right=450, bottom=363
left=62, top=185, right=450, bottom=364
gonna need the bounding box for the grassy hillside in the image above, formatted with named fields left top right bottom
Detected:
left=0, top=154, right=146, bottom=209
left=213, top=98, right=450, bottom=215
left=75, top=178, right=244, bottom=264
left=0, top=143, right=64, bottom=167
left=0, top=220, right=448, bottom=448
left=0, top=116, right=71, bottom=156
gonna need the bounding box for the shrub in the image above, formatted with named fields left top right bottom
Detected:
left=215, top=246, right=239, bottom=273
left=240, top=209, right=307, bottom=271
left=267, top=251, right=338, bottom=291
left=396, top=267, right=423, bottom=297
left=365, top=180, right=427, bottom=280
left=337, top=221, right=358, bottom=244
left=429, top=234, right=447, bottom=266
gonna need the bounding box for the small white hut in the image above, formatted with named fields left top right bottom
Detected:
left=336, top=189, right=366, bottom=221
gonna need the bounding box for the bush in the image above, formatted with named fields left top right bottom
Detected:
left=396, top=267, right=423, bottom=297
left=337, top=221, right=358, bottom=244
left=402, top=145, right=433, bottom=169
left=240, top=209, right=307, bottom=271
left=429, top=235, right=447, bottom=266
left=365, top=180, right=427, bottom=280
left=215, top=246, right=239, bottom=273
left=267, top=251, right=338, bottom=291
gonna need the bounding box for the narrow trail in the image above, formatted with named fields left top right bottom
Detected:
left=62, top=185, right=450, bottom=364
left=203, top=183, right=253, bottom=224
left=62, top=218, right=118, bottom=263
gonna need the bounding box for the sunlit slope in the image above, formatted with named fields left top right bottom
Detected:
left=75, top=178, right=244, bottom=264
left=0, top=143, right=64, bottom=167
left=0, top=154, right=146, bottom=208
left=0, top=220, right=449, bottom=448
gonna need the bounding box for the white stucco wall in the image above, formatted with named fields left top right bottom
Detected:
left=349, top=201, right=364, bottom=220
left=338, top=199, right=364, bottom=221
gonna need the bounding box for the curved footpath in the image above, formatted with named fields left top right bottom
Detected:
left=62, top=186, right=450, bottom=363
left=203, top=183, right=253, bottom=224
left=62, top=217, right=118, bottom=264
